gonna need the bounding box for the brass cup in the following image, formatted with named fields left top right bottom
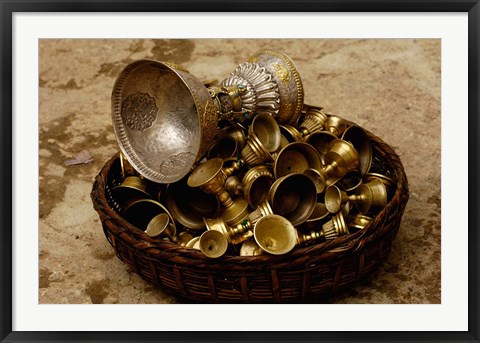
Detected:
left=302, top=203, right=330, bottom=230
left=314, top=139, right=361, bottom=189
left=240, top=238, right=264, bottom=256
left=364, top=172, right=396, bottom=200
left=341, top=125, right=373, bottom=176
left=165, top=176, right=219, bottom=230
left=111, top=176, right=152, bottom=210
left=221, top=197, right=251, bottom=226
left=273, top=142, right=323, bottom=179
left=280, top=125, right=304, bottom=143
left=220, top=122, right=247, bottom=149
left=123, top=198, right=174, bottom=232
left=305, top=131, right=337, bottom=163
left=348, top=213, right=373, bottom=233
left=247, top=200, right=274, bottom=227
left=321, top=211, right=349, bottom=240
left=224, top=176, right=244, bottom=197
left=240, top=132, right=275, bottom=166
left=298, top=108, right=328, bottom=136
left=254, top=215, right=297, bottom=255
left=242, top=165, right=274, bottom=208
left=355, top=178, right=388, bottom=215
left=207, top=136, right=238, bottom=160
left=268, top=173, right=317, bottom=226
left=325, top=185, right=349, bottom=214
left=324, top=115, right=347, bottom=137
left=271, top=134, right=290, bottom=160
left=188, top=157, right=234, bottom=208
left=199, top=230, right=228, bottom=258
left=249, top=113, right=282, bottom=153
left=146, top=213, right=177, bottom=239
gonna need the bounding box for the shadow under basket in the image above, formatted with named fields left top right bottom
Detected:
left=91, top=128, right=409, bottom=303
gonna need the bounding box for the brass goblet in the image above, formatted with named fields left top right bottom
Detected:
left=224, top=166, right=274, bottom=208
left=364, top=172, right=396, bottom=200
left=188, top=157, right=250, bottom=226
left=307, top=139, right=361, bottom=193
left=319, top=211, right=349, bottom=240
left=268, top=173, right=317, bottom=226
left=146, top=213, right=177, bottom=241
left=199, top=230, right=229, bottom=258
left=111, top=175, right=152, bottom=211
left=297, top=108, right=328, bottom=136
left=341, top=125, right=373, bottom=176
left=324, top=115, right=347, bottom=137
left=253, top=215, right=297, bottom=255
left=273, top=142, right=323, bottom=179
left=123, top=198, right=175, bottom=232
left=177, top=231, right=194, bottom=247
left=240, top=113, right=281, bottom=166
left=185, top=236, right=201, bottom=249
left=325, top=179, right=387, bottom=215
left=113, top=50, right=304, bottom=184
left=165, top=176, right=219, bottom=230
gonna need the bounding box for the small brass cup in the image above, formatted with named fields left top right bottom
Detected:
left=324, top=115, right=347, bottom=137
left=177, top=231, right=194, bottom=247
left=254, top=215, right=297, bottom=255
left=298, top=108, right=328, bottom=136
left=249, top=113, right=282, bottom=153
left=185, top=236, right=201, bottom=249
left=268, top=173, right=317, bottom=226
left=311, top=139, right=361, bottom=192
left=111, top=176, right=152, bottom=210
left=165, top=176, right=219, bottom=230
left=341, top=125, right=373, bottom=176
left=273, top=142, right=323, bottom=179
left=321, top=211, right=349, bottom=240
left=199, top=230, right=228, bottom=258
left=364, top=172, right=396, bottom=200
left=355, top=178, right=388, bottom=215
left=146, top=213, right=177, bottom=240
left=123, top=198, right=174, bottom=232
left=242, top=165, right=274, bottom=208
left=325, top=185, right=349, bottom=214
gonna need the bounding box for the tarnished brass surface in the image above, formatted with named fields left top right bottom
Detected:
left=242, top=165, right=274, bottom=208
left=207, top=136, right=238, bottom=160
left=280, top=125, right=303, bottom=143
left=298, top=108, right=327, bottom=136
left=274, top=142, right=322, bottom=179
left=254, top=215, right=297, bottom=255
left=146, top=213, right=177, bottom=239
left=348, top=213, right=373, bottom=232
left=268, top=173, right=317, bottom=226
left=324, top=115, right=347, bottom=137
left=302, top=203, right=330, bottom=230
left=305, top=131, right=337, bottom=163
left=199, top=230, right=228, bottom=258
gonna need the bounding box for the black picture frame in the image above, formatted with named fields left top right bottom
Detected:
left=1, top=1, right=479, bottom=342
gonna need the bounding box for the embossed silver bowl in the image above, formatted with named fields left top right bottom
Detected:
left=112, top=50, right=304, bottom=183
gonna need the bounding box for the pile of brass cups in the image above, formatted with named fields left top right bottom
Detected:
left=110, top=105, right=397, bottom=258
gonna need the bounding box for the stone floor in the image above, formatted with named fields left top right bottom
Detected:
left=39, top=39, right=440, bottom=304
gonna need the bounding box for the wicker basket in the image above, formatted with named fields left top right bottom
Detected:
left=90, top=126, right=409, bottom=303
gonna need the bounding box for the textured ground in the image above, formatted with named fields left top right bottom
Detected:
left=39, top=39, right=441, bottom=304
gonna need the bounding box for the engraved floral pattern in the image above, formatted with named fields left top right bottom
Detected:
left=121, top=92, right=158, bottom=131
